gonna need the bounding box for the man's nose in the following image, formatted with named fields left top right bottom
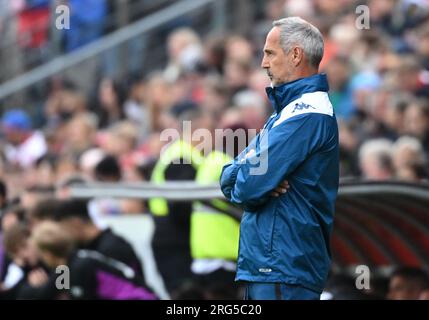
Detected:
left=261, top=57, right=269, bottom=69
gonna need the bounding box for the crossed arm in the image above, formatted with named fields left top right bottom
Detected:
left=220, top=115, right=317, bottom=211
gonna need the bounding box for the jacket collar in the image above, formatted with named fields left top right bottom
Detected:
left=265, top=73, right=330, bottom=113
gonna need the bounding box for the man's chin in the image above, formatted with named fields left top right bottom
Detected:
left=273, top=79, right=291, bottom=87
left=271, top=78, right=285, bottom=86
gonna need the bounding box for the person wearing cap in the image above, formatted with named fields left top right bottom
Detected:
left=1, top=109, right=47, bottom=169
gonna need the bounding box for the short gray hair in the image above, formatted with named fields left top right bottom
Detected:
left=359, top=138, right=393, bottom=166
left=273, top=17, right=324, bottom=68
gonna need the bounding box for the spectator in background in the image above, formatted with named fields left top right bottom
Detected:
left=392, top=136, right=427, bottom=179
left=383, top=94, right=410, bottom=138
left=25, top=155, right=58, bottom=189
left=219, top=107, right=243, bottom=130
left=3, top=222, right=64, bottom=300
left=350, top=71, right=382, bottom=118
left=63, top=0, right=107, bottom=52
left=90, top=154, right=144, bottom=216
left=16, top=0, right=50, bottom=69
left=94, top=155, right=121, bottom=182
left=338, top=120, right=361, bottom=177
left=329, top=19, right=361, bottom=56
left=0, top=205, right=26, bottom=233
left=224, top=35, right=254, bottom=67
left=224, top=58, right=252, bottom=97
left=142, top=73, right=176, bottom=132
left=395, top=57, right=429, bottom=98
left=0, top=179, right=8, bottom=273
left=359, top=139, right=395, bottom=180
left=403, top=99, right=429, bottom=151
left=29, top=221, right=157, bottom=300
left=90, top=155, right=125, bottom=222
left=65, top=113, right=98, bottom=158
left=19, top=185, right=54, bottom=212
left=201, top=35, right=226, bottom=75
left=53, top=199, right=144, bottom=278
left=322, top=273, right=380, bottom=300
left=149, top=107, right=212, bottom=295
left=101, top=121, right=139, bottom=164
left=387, top=266, right=429, bottom=300
left=123, top=75, right=150, bottom=136
left=1, top=109, right=47, bottom=169
left=232, top=90, right=267, bottom=131
left=0, top=0, right=24, bottom=82
left=55, top=174, right=88, bottom=200
left=51, top=154, right=79, bottom=186
left=94, top=78, right=126, bottom=129
left=27, top=198, right=61, bottom=228
left=0, top=180, right=8, bottom=216
left=0, top=180, right=10, bottom=292
left=44, top=88, right=87, bottom=129
left=248, top=69, right=271, bottom=104
left=185, top=123, right=248, bottom=300
left=416, top=25, right=429, bottom=71
left=79, top=148, right=105, bottom=180
left=200, top=75, right=228, bottom=116
left=396, top=161, right=429, bottom=182
left=324, top=55, right=354, bottom=120
left=0, top=206, right=25, bottom=295
left=164, top=28, right=203, bottom=82
left=1, top=223, right=46, bottom=299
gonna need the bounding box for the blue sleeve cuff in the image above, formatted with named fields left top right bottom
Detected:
left=220, top=162, right=241, bottom=200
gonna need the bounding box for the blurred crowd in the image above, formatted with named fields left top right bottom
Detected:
left=0, top=0, right=168, bottom=81
left=1, top=0, right=429, bottom=299
left=1, top=0, right=429, bottom=196
left=323, top=266, right=429, bottom=299
left=0, top=195, right=158, bottom=299
left=0, top=0, right=109, bottom=80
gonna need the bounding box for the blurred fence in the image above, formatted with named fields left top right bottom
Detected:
left=0, top=0, right=176, bottom=82
left=0, top=0, right=229, bottom=113
left=71, top=180, right=429, bottom=276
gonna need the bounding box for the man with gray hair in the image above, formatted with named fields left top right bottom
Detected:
left=221, top=17, right=339, bottom=299
left=359, top=138, right=394, bottom=180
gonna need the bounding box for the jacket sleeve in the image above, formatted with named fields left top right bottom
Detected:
left=220, top=140, right=256, bottom=206
left=221, top=114, right=325, bottom=210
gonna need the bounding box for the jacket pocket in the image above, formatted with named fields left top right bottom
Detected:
left=268, top=210, right=277, bottom=253
left=267, top=199, right=279, bottom=254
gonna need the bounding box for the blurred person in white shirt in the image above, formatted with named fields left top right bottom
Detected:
left=1, top=109, right=47, bottom=169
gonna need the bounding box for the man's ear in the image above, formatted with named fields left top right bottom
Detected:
left=291, top=46, right=303, bottom=67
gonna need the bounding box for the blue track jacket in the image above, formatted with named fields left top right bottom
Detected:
left=220, top=74, right=339, bottom=293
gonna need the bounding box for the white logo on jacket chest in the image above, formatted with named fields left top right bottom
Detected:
left=273, top=91, right=334, bottom=128
left=292, top=102, right=315, bottom=113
